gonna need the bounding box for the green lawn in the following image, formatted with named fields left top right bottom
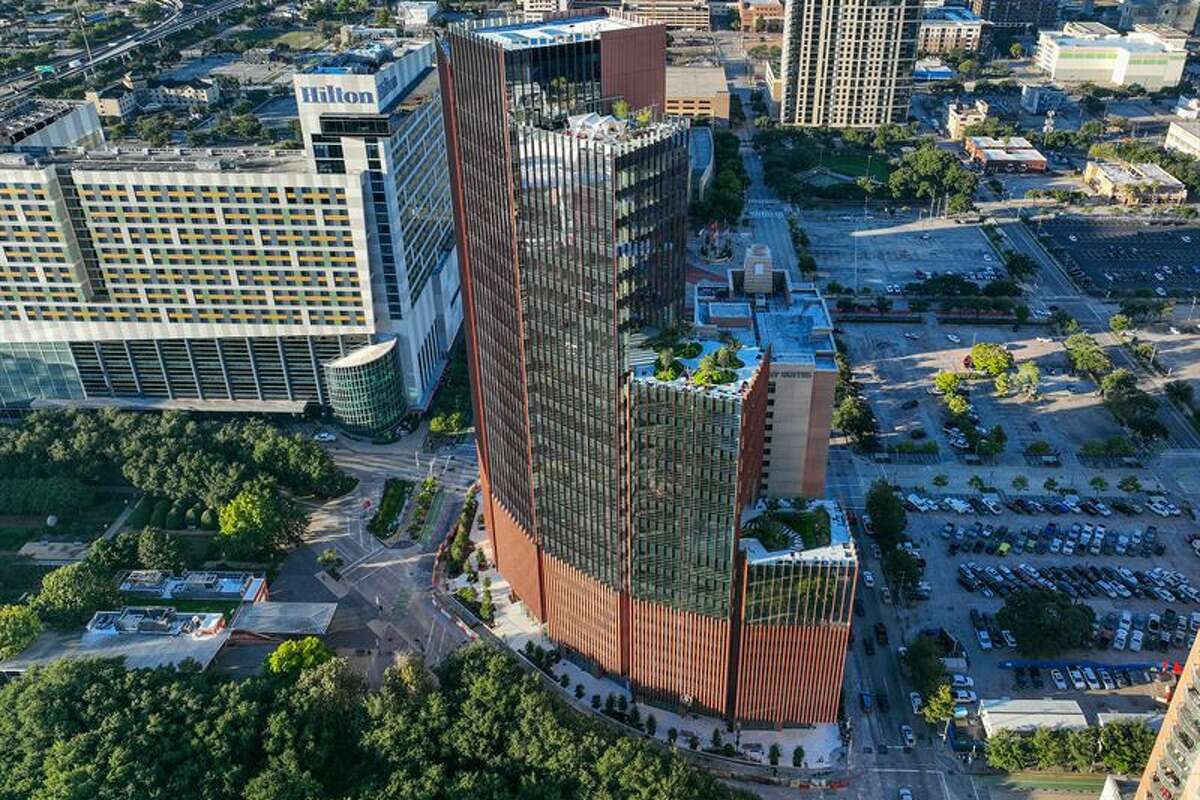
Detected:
left=817, top=150, right=893, bottom=182
left=984, top=772, right=1108, bottom=794
left=271, top=29, right=326, bottom=49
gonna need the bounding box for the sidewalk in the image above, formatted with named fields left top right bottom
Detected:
left=443, top=526, right=846, bottom=774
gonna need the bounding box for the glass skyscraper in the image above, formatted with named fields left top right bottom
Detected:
left=440, top=9, right=853, bottom=727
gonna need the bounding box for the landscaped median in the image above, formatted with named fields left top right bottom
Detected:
left=366, top=477, right=414, bottom=539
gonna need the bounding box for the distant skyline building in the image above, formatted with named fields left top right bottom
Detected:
left=779, top=0, right=921, bottom=128
left=439, top=10, right=852, bottom=727
left=1134, top=632, right=1200, bottom=799
left=970, top=0, right=1054, bottom=29
left=0, top=40, right=460, bottom=435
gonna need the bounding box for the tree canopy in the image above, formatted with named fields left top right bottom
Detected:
left=996, top=589, right=1095, bottom=656
left=266, top=636, right=335, bottom=677
left=865, top=480, right=907, bottom=550
left=0, top=409, right=355, bottom=509
left=218, top=478, right=309, bottom=560
left=0, top=604, right=41, bottom=660
left=0, top=646, right=753, bottom=800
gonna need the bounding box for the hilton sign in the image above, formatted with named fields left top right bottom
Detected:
left=299, top=86, right=376, bottom=105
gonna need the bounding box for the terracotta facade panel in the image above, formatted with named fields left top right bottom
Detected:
left=544, top=553, right=623, bottom=675
left=630, top=600, right=731, bottom=715
left=600, top=23, right=668, bottom=112
left=735, top=622, right=851, bottom=726
left=486, top=487, right=544, bottom=622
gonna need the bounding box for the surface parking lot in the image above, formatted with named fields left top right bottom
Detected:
left=862, top=500, right=1199, bottom=720
left=839, top=324, right=1124, bottom=467
left=801, top=211, right=997, bottom=294
left=1035, top=217, right=1200, bottom=297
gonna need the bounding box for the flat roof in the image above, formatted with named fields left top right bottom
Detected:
left=740, top=499, right=855, bottom=564
left=666, top=65, right=727, bottom=98
left=327, top=338, right=396, bottom=369
left=232, top=601, right=337, bottom=635
left=474, top=15, right=639, bottom=49
left=0, top=98, right=85, bottom=140
left=0, top=627, right=230, bottom=673
left=1042, top=29, right=1185, bottom=54
left=1089, top=160, right=1185, bottom=188
left=980, top=698, right=1087, bottom=735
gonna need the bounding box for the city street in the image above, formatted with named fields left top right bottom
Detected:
left=272, top=425, right=477, bottom=681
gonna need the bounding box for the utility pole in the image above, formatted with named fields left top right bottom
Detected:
left=74, top=3, right=95, bottom=77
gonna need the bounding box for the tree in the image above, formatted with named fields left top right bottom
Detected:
left=1044, top=477, right=1059, bottom=492
left=970, top=343, right=1014, bottom=377
left=244, top=752, right=325, bottom=800
left=1166, top=380, right=1194, bottom=407
left=921, top=684, right=957, bottom=724
left=832, top=394, right=876, bottom=445
left=946, top=393, right=970, bottom=417
left=768, top=743, right=781, bottom=766
left=646, top=713, right=657, bottom=736
left=266, top=636, right=335, bottom=678
left=710, top=727, right=723, bottom=749
left=933, top=371, right=965, bottom=396
left=668, top=727, right=678, bottom=745
left=994, top=372, right=1013, bottom=396
left=1011, top=476, right=1029, bottom=491
left=1068, top=727, right=1099, bottom=771
left=1118, top=475, right=1142, bottom=494
left=884, top=549, right=922, bottom=599
left=933, top=474, right=949, bottom=487
left=865, top=479, right=907, bottom=549
left=1013, top=361, right=1040, bottom=398
left=0, top=604, right=41, bottom=659
left=136, top=527, right=184, bottom=572
left=219, top=478, right=308, bottom=560
left=987, top=729, right=1033, bottom=772
left=997, top=589, right=1095, bottom=656
left=1090, top=476, right=1108, bottom=492
left=1010, top=42, right=1025, bottom=58
left=792, top=745, right=805, bottom=767
left=31, top=560, right=119, bottom=627
left=901, top=634, right=947, bottom=698
left=1030, top=728, right=1070, bottom=770
left=1099, top=722, right=1156, bottom=774
left=1109, top=313, right=1131, bottom=336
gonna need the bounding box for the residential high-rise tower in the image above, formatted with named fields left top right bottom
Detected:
left=1134, top=632, right=1200, bottom=799
left=440, top=10, right=853, bottom=727
left=779, top=0, right=921, bottom=128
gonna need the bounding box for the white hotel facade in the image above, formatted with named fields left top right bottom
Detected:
left=0, top=40, right=461, bottom=434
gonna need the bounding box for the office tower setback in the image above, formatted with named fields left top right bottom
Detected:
left=0, top=40, right=461, bottom=436
left=1135, top=632, right=1200, bottom=799
left=779, top=0, right=921, bottom=128
left=440, top=10, right=853, bottom=727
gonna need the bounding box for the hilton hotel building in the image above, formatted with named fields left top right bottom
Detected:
left=0, top=40, right=461, bottom=434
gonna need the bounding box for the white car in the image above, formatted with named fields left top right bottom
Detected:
left=900, top=725, right=915, bottom=748
left=947, top=334, right=962, bottom=344
left=1069, top=234, right=1078, bottom=242
left=863, top=571, right=876, bottom=588
left=976, top=629, right=992, bottom=650
left=904, top=332, right=920, bottom=340
left=910, top=692, right=923, bottom=714
left=1036, top=336, right=1053, bottom=343
left=1001, top=630, right=1017, bottom=649
left=899, top=789, right=914, bottom=800
left=1051, top=669, right=1068, bottom=690
left=1113, top=629, right=1127, bottom=651
left=312, top=431, right=337, bottom=443
left=1130, top=630, right=1144, bottom=652
left=1083, top=668, right=1100, bottom=691
left=1068, top=668, right=1086, bottom=690
left=953, top=689, right=978, bottom=703
left=951, top=674, right=974, bottom=688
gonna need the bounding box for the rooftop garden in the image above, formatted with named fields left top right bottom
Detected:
left=743, top=500, right=833, bottom=552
